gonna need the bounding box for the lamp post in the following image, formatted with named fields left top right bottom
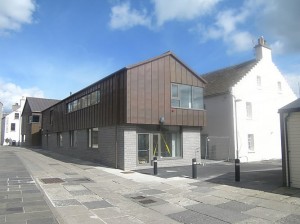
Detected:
left=232, top=94, right=241, bottom=182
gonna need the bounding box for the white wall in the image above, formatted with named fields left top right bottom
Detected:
left=232, top=59, right=297, bottom=162
left=202, top=94, right=235, bottom=160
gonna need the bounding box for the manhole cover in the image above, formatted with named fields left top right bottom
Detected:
left=131, top=196, right=146, bottom=200
left=139, top=199, right=156, bottom=205
left=40, top=178, right=65, bottom=184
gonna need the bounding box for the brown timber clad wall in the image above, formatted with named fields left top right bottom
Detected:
left=43, top=71, right=126, bottom=133
left=126, top=55, right=206, bottom=126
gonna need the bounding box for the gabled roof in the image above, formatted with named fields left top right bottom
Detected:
left=279, top=98, right=300, bottom=113
left=201, top=59, right=258, bottom=97
left=127, top=51, right=207, bottom=84
left=24, top=97, right=60, bottom=114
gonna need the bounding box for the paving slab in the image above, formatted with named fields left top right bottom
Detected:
left=243, top=207, right=290, bottom=222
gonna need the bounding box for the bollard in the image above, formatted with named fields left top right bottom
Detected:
left=235, top=159, right=240, bottom=182
left=192, top=158, right=197, bottom=179
left=153, top=157, right=158, bottom=175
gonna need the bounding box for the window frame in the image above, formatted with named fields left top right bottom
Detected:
left=88, top=128, right=99, bottom=149
left=248, top=134, right=255, bottom=152
left=171, top=83, right=204, bottom=110
left=14, top=113, right=19, bottom=120
left=11, top=123, right=16, bottom=132
left=246, top=102, right=252, bottom=119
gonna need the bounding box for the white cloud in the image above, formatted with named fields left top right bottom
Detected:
left=109, top=2, right=151, bottom=30
left=109, top=0, right=220, bottom=30
left=0, top=0, right=36, bottom=35
left=0, top=79, right=44, bottom=112
left=153, top=0, right=221, bottom=26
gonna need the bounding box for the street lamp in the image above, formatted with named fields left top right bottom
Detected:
left=232, top=95, right=242, bottom=159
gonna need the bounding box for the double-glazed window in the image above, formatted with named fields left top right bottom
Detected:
left=88, top=128, right=98, bottom=149
left=67, top=90, right=101, bottom=113
left=171, top=83, right=203, bottom=109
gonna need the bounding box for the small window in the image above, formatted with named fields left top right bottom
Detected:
left=11, top=123, right=16, bottom=131
left=277, top=81, right=282, bottom=92
left=256, top=76, right=261, bottom=87
left=248, top=134, right=254, bottom=151
left=32, top=115, right=40, bottom=123
left=246, top=102, right=252, bottom=119
left=57, top=133, right=63, bottom=147
left=14, top=113, right=19, bottom=119
left=88, top=128, right=98, bottom=149
left=69, top=130, right=77, bottom=148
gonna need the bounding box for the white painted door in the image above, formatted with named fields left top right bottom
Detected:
left=288, top=112, right=300, bottom=188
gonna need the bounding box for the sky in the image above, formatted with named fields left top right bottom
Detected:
left=0, top=0, right=300, bottom=112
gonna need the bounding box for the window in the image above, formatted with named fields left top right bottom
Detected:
left=29, top=115, right=40, bottom=123
left=57, top=133, right=63, bottom=147
left=171, top=83, right=203, bottom=109
left=246, top=102, right=252, bottom=119
left=88, top=128, right=98, bottom=149
left=160, top=130, right=181, bottom=158
left=67, top=90, right=101, bottom=113
left=50, top=110, right=54, bottom=125
left=277, top=81, right=282, bottom=92
left=69, top=130, right=77, bottom=148
left=11, top=123, right=16, bottom=131
left=14, top=113, right=19, bottom=119
left=256, top=76, right=261, bottom=87
left=248, top=134, right=254, bottom=151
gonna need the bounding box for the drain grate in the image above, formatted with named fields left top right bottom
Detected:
left=40, top=178, right=65, bottom=184
left=139, top=199, right=156, bottom=205
left=131, top=196, right=146, bottom=200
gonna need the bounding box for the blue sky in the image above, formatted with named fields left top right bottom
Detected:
left=0, top=0, right=300, bottom=112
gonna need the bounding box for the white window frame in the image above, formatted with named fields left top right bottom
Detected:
left=248, top=134, right=255, bottom=152
left=246, top=102, right=252, bottom=119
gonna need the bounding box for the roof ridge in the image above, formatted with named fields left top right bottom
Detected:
left=202, top=59, right=256, bottom=77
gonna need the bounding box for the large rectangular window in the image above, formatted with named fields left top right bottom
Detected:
left=88, top=128, right=98, bottom=149
left=171, top=83, right=203, bottom=109
left=29, top=115, right=40, bottom=123
left=67, top=90, right=100, bottom=113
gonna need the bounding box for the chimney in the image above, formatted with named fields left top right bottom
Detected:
left=254, top=36, right=272, bottom=61
left=12, top=103, right=20, bottom=111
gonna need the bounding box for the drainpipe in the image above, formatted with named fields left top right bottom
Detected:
left=115, top=125, right=118, bottom=169
left=284, top=113, right=291, bottom=187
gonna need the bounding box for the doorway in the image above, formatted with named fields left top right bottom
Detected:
left=137, top=133, right=160, bottom=165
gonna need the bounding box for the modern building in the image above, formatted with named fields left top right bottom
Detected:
left=2, top=98, right=26, bottom=146
left=0, top=102, right=3, bottom=145
left=279, top=98, right=300, bottom=188
left=201, top=37, right=296, bottom=162
left=21, top=97, right=60, bottom=147
left=42, top=51, right=207, bottom=170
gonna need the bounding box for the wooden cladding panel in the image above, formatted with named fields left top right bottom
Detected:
left=126, top=55, right=206, bottom=126
left=43, top=72, right=126, bottom=133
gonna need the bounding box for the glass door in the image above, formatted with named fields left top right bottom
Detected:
left=138, top=134, right=150, bottom=164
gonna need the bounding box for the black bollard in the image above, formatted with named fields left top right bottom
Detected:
left=192, top=158, right=197, bottom=179
left=235, top=159, right=240, bottom=182
left=153, top=157, right=158, bottom=175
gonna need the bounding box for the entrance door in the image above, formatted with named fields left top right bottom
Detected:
left=138, top=134, right=150, bottom=164
left=138, top=133, right=161, bottom=165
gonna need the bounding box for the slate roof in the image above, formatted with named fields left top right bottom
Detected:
left=279, top=98, right=300, bottom=113
left=201, top=59, right=258, bottom=97
left=25, top=97, right=60, bottom=113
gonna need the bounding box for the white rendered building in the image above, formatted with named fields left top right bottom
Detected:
left=2, top=98, right=25, bottom=146
left=202, top=37, right=297, bottom=162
